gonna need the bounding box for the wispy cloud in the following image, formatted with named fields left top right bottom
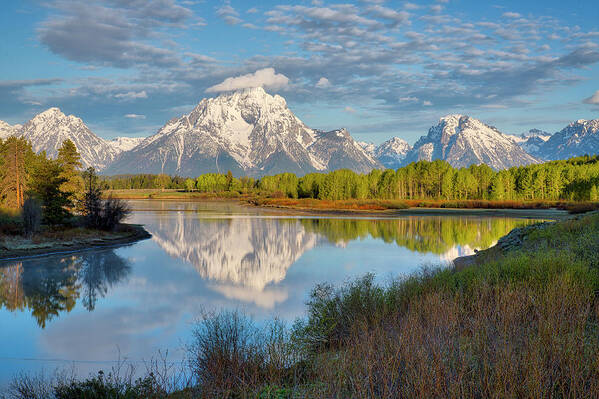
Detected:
left=584, top=90, right=599, bottom=105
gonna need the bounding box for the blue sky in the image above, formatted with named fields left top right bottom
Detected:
left=0, top=0, right=598, bottom=144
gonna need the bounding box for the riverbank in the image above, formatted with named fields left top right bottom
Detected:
left=108, top=189, right=593, bottom=217
left=0, top=224, right=151, bottom=260
left=452, top=210, right=599, bottom=268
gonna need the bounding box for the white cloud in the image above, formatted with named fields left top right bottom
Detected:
left=115, top=90, right=148, bottom=100
left=344, top=106, right=356, bottom=113
left=316, top=77, right=331, bottom=88
left=206, top=68, right=290, bottom=93
left=502, top=12, right=521, bottom=18
left=583, top=90, right=599, bottom=105
left=124, top=113, right=146, bottom=119
left=423, top=100, right=433, bottom=106
left=400, top=96, right=419, bottom=102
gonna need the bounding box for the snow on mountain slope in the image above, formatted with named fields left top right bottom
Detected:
left=403, top=115, right=540, bottom=170
left=374, top=137, right=412, bottom=169
left=0, top=120, right=21, bottom=139
left=308, top=128, right=381, bottom=173
left=509, top=129, right=552, bottom=157
left=105, top=88, right=381, bottom=177
left=538, top=119, right=599, bottom=160
left=108, top=136, right=144, bottom=153
left=18, top=108, right=119, bottom=170
left=358, top=141, right=375, bottom=155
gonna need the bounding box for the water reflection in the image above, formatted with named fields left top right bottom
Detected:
left=140, top=209, right=540, bottom=303
left=0, top=207, right=542, bottom=325
left=0, top=251, right=130, bottom=327
left=0, top=202, right=549, bottom=385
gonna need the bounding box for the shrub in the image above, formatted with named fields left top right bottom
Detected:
left=100, top=197, right=131, bottom=230
left=188, top=310, right=264, bottom=397
left=21, top=197, right=42, bottom=238
left=53, top=371, right=165, bottom=399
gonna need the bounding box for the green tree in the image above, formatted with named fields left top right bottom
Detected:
left=0, top=137, right=33, bottom=208
left=153, top=174, right=171, bottom=191
left=185, top=178, right=196, bottom=192
left=590, top=185, right=598, bottom=201
left=29, top=158, right=71, bottom=225
left=57, top=139, right=84, bottom=206
left=81, top=167, right=103, bottom=227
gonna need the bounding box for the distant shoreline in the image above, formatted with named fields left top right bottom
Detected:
left=108, top=190, right=578, bottom=219
left=0, top=224, right=151, bottom=261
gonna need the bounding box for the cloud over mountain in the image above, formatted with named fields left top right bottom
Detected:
left=206, top=68, right=290, bottom=93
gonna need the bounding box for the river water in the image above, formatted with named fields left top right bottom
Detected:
left=0, top=200, right=546, bottom=385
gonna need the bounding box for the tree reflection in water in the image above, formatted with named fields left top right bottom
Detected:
left=0, top=250, right=130, bottom=328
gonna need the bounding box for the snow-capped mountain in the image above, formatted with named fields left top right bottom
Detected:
left=359, top=137, right=412, bottom=169
left=357, top=141, right=375, bottom=155
left=402, top=114, right=540, bottom=170
left=0, top=120, right=21, bottom=139
left=509, top=129, right=552, bottom=157
left=374, top=137, right=412, bottom=169
left=18, top=108, right=120, bottom=170
left=308, top=129, right=382, bottom=173
left=108, top=136, right=144, bottom=153
left=536, top=119, right=599, bottom=160
left=105, top=87, right=381, bottom=177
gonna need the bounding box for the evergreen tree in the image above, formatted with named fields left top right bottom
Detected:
left=57, top=139, right=84, bottom=207
left=0, top=137, right=33, bottom=208
left=30, top=157, right=71, bottom=225
left=81, top=167, right=104, bottom=227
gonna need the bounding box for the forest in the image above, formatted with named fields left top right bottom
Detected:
left=103, top=155, right=599, bottom=202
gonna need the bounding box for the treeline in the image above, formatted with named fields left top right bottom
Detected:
left=105, top=155, right=599, bottom=202
left=258, top=156, right=599, bottom=201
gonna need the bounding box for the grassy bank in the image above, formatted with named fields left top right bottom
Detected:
left=5, top=212, right=599, bottom=398
left=104, top=189, right=248, bottom=200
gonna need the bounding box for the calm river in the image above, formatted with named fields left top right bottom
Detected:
left=0, top=200, right=547, bottom=385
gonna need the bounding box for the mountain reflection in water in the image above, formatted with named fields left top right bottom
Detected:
left=140, top=206, right=541, bottom=304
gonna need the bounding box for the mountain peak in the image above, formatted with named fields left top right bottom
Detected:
left=405, top=114, right=539, bottom=170
left=20, top=108, right=118, bottom=170
left=538, top=118, right=599, bottom=160
left=106, top=90, right=380, bottom=177
left=212, top=86, right=287, bottom=108
left=38, top=107, right=65, bottom=117
left=374, top=137, right=412, bottom=169
left=440, top=113, right=466, bottom=122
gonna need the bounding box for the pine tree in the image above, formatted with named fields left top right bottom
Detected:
left=0, top=137, right=32, bottom=208
left=29, top=158, right=71, bottom=225
left=57, top=139, right=84, bottom=207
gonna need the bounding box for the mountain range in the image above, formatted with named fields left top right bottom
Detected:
left=1, top=88, right=598, bottom=175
